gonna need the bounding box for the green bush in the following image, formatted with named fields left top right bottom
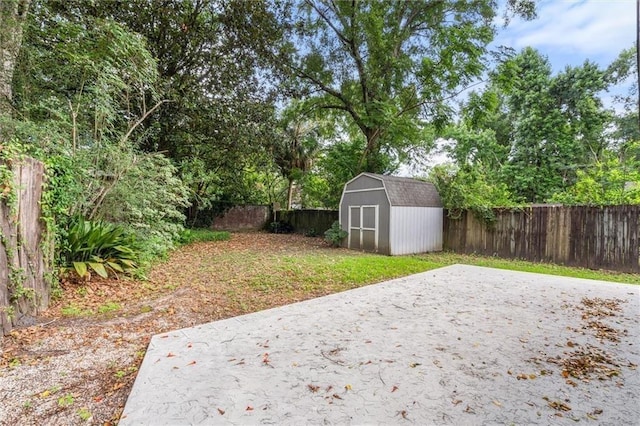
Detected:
left=93, top=152, right=190, bottom=262
left=324, top=221, right=347, bottom=247
left=62, top=216, right=138, bottom=279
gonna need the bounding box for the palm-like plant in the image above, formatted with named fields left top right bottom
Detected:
left=273, top=119, right=321, bottom=209
left=62, top=216, right=138, bottom=279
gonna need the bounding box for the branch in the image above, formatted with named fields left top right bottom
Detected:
left=306, top=0, right=352, bottom=46
left=397, top=79, right=489, bottom=117
left=120, top=99, right=169, bottom=146
left=307, top=0, right=370, bottom=109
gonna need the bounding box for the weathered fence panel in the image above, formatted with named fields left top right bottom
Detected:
left=1, top=157, right=50, bottom=335
left=444, top=205, right=640, bottom=273
left=275, top=209, right=339, bottom=235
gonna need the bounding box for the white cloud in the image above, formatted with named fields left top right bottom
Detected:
left=493, top=0, right=636, bottom=69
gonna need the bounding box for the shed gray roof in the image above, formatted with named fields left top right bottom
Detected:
left=361, top=173, right=443, bottom=207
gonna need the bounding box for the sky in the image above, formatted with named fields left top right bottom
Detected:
left=493, top=0, right=637, bottom=74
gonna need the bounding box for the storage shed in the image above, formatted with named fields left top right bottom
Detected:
left=339, top=173, right=443, bottom=255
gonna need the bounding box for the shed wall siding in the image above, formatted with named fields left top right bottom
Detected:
left=389, top=207, right=443, bottom=255
left=345, top=175, right=384, bottom=191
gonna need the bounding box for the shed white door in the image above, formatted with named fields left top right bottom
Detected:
left=348, top=205, right=378, bottom=251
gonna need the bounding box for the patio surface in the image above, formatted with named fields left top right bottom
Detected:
left=120, top=265, right=639, bottom=425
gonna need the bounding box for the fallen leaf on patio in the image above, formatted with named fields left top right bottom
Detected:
left=391, top=385, right=399, bottom=392
left=246, top=406, right=254, bottom=411
left=452, top=399, right=463, bottom=406
left=332, top=394, right=342, bottom=400
left=167, top=352, right=176, bottom=358
left=586, top=408, right=603, bottom=419
left=187, top=361, right=196, bottom=366
left=307, top=384, right=320, bottom=393
left=409, top=362, right=421, bottom=368
left=217, top=408, right=225, bottom=415
left=546, top=399, right=571, bottom=411
left=344, top=384, right=352, bottom=391
left=492, top=400, right=502, bottom=407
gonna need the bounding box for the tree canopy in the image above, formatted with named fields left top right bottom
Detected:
left=281, top=0, right=536, bottom=173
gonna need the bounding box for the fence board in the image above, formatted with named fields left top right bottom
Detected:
left=444, top=205, right=640, bottom=274
left=275, top=210, right=339, bottom=236
left=1, top=157, right=50, bottom=335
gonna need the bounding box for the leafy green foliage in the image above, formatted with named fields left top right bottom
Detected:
left=271, top=110, right=322, bottom=209
left=324, top=221, right=348, bottom=247
left=494, top=48, right=611, bottom=202
left=176, top=229, right=231, bottom=245
left=550, top=151, right=640, bottom=206
left=62, top=216, right=137, bottom=279
left=92, top=152, right=190, bottom=261
left=429, top=164, right=518, bottom=223
left=441, top=46, right=631, bottom=206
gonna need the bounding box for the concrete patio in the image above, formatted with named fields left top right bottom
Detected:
left=120, top=265, right=640, bottom=425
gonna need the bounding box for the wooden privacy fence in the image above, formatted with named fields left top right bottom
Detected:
left=275, top=209, right=339, bottom=236
left=444, top=205, right=640, bottom=273
left=1, top=157, right=51, bottom=335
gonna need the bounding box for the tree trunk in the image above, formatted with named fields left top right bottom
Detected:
left=286, top=178, right=294, bottom=210
left=361, top=128, right=383, bottom=173
left=0, top=0, right=31, bottom=121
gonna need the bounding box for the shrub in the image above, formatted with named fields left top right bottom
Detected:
left=304, top=227, right=319, bottom=237
left=269, top=221, right=294, bottom=234
left=62, top=216, right=138, bottom=279
left=324, top=221, right=347, bottom=247
left=94, top=152, right=190, bottom=262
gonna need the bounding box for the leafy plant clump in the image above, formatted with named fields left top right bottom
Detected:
left=62, top=216, right=138, bottom=279
left=324, top=221, right=347, bottom=247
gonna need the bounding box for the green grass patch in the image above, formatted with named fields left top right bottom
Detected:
left=61, top=305, right=93, bottom=316
left=418, top=252, right=640, bottom=285
left=245, top=250, right=639, bottom=295
left=247, top=253, right=444, bottom=294
left=177, top=229, right=231, bottom=245
left=97, top=302, right=121, bottom=314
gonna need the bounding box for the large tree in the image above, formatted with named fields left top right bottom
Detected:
left=281, top=0, right=535, bottom=173
left=0, top=0, right=31, bottom=121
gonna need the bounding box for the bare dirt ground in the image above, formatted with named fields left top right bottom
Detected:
left=0, top=233, right=334, bottom=425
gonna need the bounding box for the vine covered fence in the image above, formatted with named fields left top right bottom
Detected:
left=1, top=157, right=51, bottom=335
